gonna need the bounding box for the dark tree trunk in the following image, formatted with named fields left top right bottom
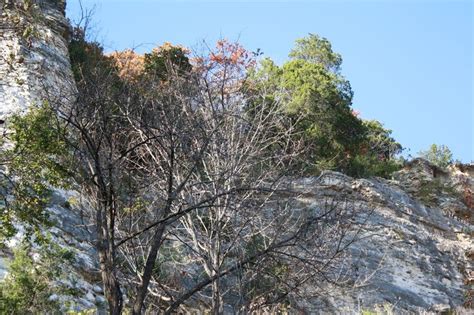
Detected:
left=98, top=243, right=123, bottom=315
left=131, top=222, right=167, bottom=315
left=97, top=201, right=123, bottom=315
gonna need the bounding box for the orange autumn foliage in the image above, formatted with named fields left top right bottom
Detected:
left=152, top=42, right=190, bottom=55
left=209, top=39, right=255, bottom=68
left=109, top=49, right=145, bottom=81
left=192, top=39, right=256, bottom=96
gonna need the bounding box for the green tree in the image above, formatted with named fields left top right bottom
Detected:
left=362, top=120, right=402, bottom=160
left=0, top=240, right=76, bottom=313
left=289, top=33, right=343, bottom=72
left=248, top=34, right=365, bottom=173
left=247, top=34, right=405, bottom=178
left=419, top=144, right=453, bottom=168
left=345, top=120, right=403, bottom=178
left=0, top=103, right=72, bottom=243
left=143, top=43, right=192, bottom=80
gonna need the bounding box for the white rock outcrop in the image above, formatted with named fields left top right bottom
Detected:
left=0, top=0, right=75, bottom=120
left=0, top=0, right=101, bottom=311
left=291, top=161, right=473, bottom=313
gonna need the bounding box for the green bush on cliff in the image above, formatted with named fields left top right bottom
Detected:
left=419, top=144, right=453, bottom=169
left=0, top=240, right=77, bottom=313
left=247, top=34, right=403, bottom=178
left=0, top=102, right=72, bottom=243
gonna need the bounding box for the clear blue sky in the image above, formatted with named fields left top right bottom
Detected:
left=66, top=0, right=473, bottom=162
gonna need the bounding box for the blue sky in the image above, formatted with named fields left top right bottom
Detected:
left=66, top=0, right=473, bottom=162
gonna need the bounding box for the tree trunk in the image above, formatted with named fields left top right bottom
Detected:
left=97, top=201, right=123, bottom=315
left=98, top=245, right=123, bottom=315
left=211, top=277, right=223, bottom=315
left=131, top=222, right=167, bottom=315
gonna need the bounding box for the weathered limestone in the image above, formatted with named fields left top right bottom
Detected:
left=0, top=1, right=102, bottom=311
left=295, top=164, right=473, bottom=313
left=0, top=0, right=74, bottom=120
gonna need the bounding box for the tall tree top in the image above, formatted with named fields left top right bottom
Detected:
left=289, top=33, right=343, bottom=73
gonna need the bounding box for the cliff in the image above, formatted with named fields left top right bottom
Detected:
left=0, top=0, right=74, bottom=120
left=293, top=160, right=473, bottom=313
left=0, top=1, right=472, bottom=313
left=0, top=0, right=101, bottom=311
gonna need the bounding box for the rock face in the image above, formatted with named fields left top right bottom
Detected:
left=0, top=0, right=102, bottom=311
left=0, top=1, right=472, bottom=313
left=289, top=161, right=472, bottom=313
left=0, top=0, right=75, bottom=120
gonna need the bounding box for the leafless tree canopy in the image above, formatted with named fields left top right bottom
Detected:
left=48, top=40, right=368, bottom=314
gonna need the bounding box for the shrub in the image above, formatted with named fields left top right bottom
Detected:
left=418, top=144, right=453, bottom=169
left=0, top=240, right=76, bottom=313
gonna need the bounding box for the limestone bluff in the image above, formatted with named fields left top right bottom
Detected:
left=0, top=0, right=74, bottom=120
left=1, top=0, right=100, bottom=310
left=0, top=0, right=472, bottom=313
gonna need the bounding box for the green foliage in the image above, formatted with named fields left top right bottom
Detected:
left=1, top=103, right=72, bottom=242
left=0, top=239, right=77, bottom=313
left=345, top=154, right=403, bottom=179
left=249, top=34, right=366, bottom=174
left=123, top=197, right=150, bottom=215
left=9, top=104, right=69, bottom=182
left=345, top=120, right=403, bottom=178
left=289, top=33, right=342, bottom=73
left=281, top=59, right=353, bottom=113
left=419, top=144, right=453, bottom=169
left=68, top=27, right=118, bottom=84
left=362, top=120, right=402, bottom=160
left=143, top=44, right=192, bottom=80
left=247, top=34, right=404, bottom=177
left=0, top=245, right=58, bottom=313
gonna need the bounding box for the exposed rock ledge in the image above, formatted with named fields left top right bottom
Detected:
left=289, top=159, right=472, bottom=313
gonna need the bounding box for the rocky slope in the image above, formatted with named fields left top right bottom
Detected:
left=291, top=160, right=473, bottom=313
left=0, top=0, right=472, bottom=313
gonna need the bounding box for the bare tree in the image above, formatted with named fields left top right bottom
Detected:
left=39, top=35, right=368, bottom=314
left=111, top=41, right=367, bottom=314
left=110, top=41, right=307, bottom=314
